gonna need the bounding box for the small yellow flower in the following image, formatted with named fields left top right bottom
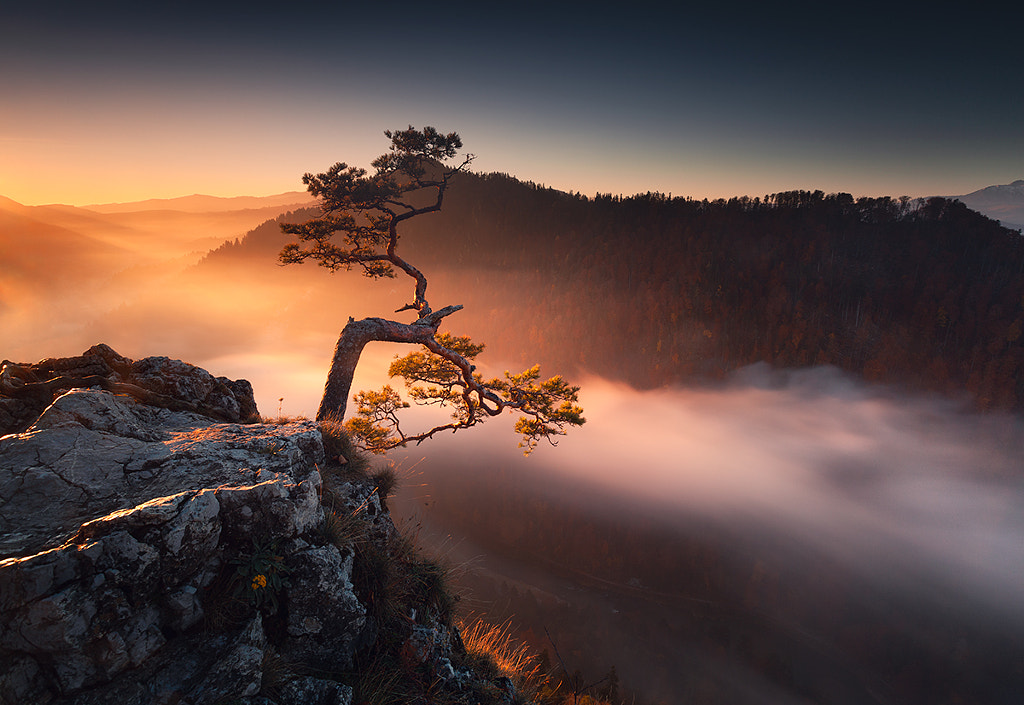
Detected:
left=251, top=574, right=268, bottom=590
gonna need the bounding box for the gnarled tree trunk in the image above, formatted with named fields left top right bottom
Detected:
left=317, top=315, right=448, bottom=422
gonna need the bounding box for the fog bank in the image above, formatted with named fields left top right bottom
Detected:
left=393, top=365, right=1024, bottom=627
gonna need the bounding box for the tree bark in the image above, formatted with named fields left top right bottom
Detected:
left=317, top=316, right=440, bottom=422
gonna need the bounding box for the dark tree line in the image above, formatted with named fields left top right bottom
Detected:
left=400, top=176, right=1024, bottom=410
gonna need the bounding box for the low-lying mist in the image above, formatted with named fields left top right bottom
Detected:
left=5, top=198, right=1024, bottom=701
left=379, top=366, right=1024, bottom=703
left=389, top=365, right=1024, bottom=629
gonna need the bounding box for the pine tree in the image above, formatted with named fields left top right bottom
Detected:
left=280, top=126, right=584, bottom=453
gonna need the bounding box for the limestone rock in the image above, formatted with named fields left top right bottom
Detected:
left=282, top=544, right=365, bottom=671
left=0, top=469, right=329, bottom=700
left=0, top=344, right=259, bottom=436
left=186, top=614, right=266, bottom=704
left=276, top=676, right=353, bottom=705
left=0, top=387, right=324, bottom=557
left=0, top=352, right=504, bottom=705
left=0, top=380, right=346, bottom=704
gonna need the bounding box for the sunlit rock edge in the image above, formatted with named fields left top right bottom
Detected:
left=0, top=350, right=507, bottom=705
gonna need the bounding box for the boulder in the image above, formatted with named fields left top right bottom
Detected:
left=0, top=344, right=259, bottom=436
left=0, top=387, right=323, bottom=558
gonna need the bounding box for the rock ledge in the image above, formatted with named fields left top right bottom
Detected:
left=0, top=354, right=495, bottom=705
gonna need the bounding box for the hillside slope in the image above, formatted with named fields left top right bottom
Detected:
left=206, top=173, right=1024, bottom=411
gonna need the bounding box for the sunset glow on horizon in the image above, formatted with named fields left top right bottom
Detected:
left=3, top=7, right=1024, bottom=704
left=2, top=4, right=1021, bottom=207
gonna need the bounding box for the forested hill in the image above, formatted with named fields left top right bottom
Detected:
left=206, top=172, right=1024, bottom=411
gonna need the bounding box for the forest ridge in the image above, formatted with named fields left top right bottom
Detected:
left=207, top=173, right=1024, bottom=412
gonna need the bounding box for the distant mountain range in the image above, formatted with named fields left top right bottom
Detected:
left=82, top=191, right=314, bottom=214
left=951, top=179, right=1024, bottom=230
left=0, top=192, right=315, bottom=268
left=17, top=182, right=1023, bottom=226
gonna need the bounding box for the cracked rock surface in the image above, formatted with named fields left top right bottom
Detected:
left=0, top=354, right=485, bottom=705
left=0, top=383, right=370, bottom=705
left=0, top=344, right=260, bottom=437
left=0, top=388, right=324, bottom=558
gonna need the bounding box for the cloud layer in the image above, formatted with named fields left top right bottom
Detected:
left=394, top=366, right=1024, bottom=626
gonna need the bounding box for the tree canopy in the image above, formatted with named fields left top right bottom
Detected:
left=279, top=126, right=584, bottom=453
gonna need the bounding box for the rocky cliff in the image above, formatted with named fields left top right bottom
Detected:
left=0, top=348, right=515, bottom=705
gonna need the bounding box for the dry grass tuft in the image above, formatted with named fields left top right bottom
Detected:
left=259, top=646, right=302, bottom=700
left=317, top=505, right=367, bottom=550
left=319, top=414, right=371, bottom=475
left=458, top=617, right=544, bottom=689
left=260, top=414, right=311, bottom=425
left=351, top=650, right=412, bottom=705
left=369, top=465, right=399, bottom=509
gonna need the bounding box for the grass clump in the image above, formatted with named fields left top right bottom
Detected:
left=319, top=414, right=371, bottom=474
left=345, top=522, right=473, bottom=704
left=369, top=465, right=399, bottom=510
left=458, top=618, right=545, bottom=699
left=316, top=505, right=367, bottom=550
left=260, top=413, right=311, bottom=425
left=350, top=526, right=456, bottom=635
left=408, top=557, right=456, bottom=624
left=258, top=646, right=302, bottom=700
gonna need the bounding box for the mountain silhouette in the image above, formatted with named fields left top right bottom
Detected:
left=952, top=179, right=1024, bottom=229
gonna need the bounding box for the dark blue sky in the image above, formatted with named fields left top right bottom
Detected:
left=3, top=2, right=1021, bottom=204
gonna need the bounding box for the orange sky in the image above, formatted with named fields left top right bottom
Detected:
left=2, top=5, right=1021, bottom=206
